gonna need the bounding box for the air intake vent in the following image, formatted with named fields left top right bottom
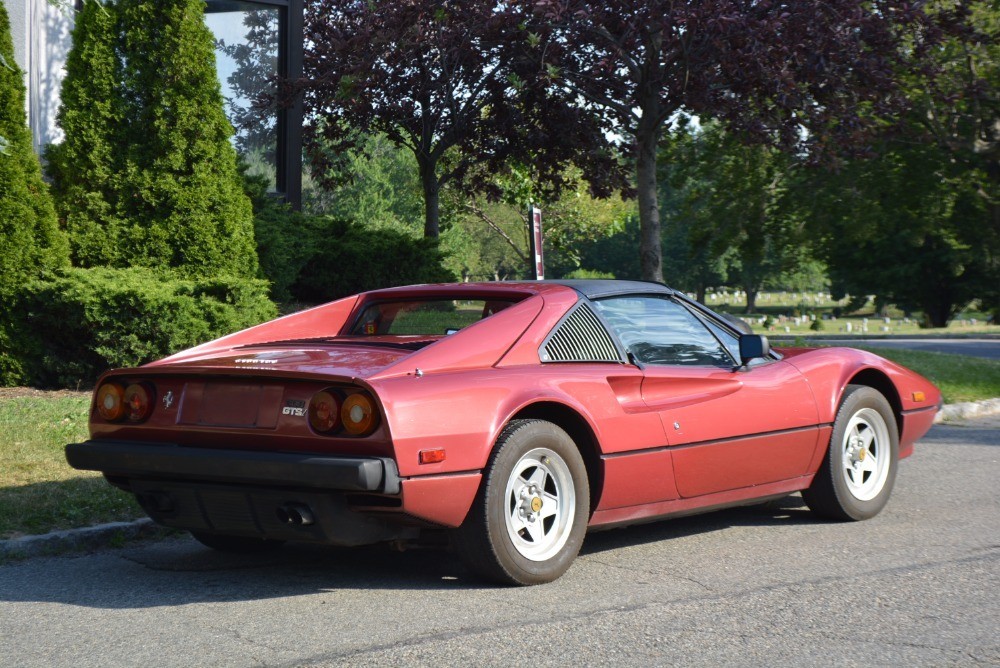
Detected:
left=541, top=304, right=621, bottom=363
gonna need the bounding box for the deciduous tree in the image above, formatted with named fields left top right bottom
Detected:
left=805, top=134, right=992, bottom=327
left=297, top=0, right=625, bottom=238
left=804, top=1, right=998, bottom=326
left=525, top=0, right=951, bottom=282
left=667, top=122, right=808, bottom=312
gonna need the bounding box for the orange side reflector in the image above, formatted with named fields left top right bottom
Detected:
left=418, top=449, right=446, bottom=465
left=912, top=391, right=926, bottom=402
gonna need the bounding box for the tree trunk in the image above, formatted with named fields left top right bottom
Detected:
left=635, top=111, right=663, bottom=283
left=922, top=298, right=953, bottom=328
left=419, top=158, right=440, bottom=238
left=744, top=287, right=759, bottom=314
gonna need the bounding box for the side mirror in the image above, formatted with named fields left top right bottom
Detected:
left=738, top=334, right=770, bottom=366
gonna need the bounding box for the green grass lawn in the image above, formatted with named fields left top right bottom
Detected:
left=706, top=290, right=996, bottom=336
left=0, top=393, right=141, bottom=539
left=849, top=347, right=1000, bottom=405
left=1, top=344, right=997, bottom=539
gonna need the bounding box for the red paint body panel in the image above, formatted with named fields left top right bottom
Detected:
left=671, top=429, right=821, bottom=498
left=400, top=472, right=483, bottom=527
left=900, top=407, right=938, bottom=458
left=591, top=476, right=814, bottom=528
left=779, top=346, right=941, bottom=457
left=71, top=282, right=942, bottom=548
left=640, top=361, right=820, bottom=497
left=642, top=362, right=818, bottom=442
left=371, top=294, right=545, bottom=379
left=598, top=450, right=679, bottom=509
left=496, top=290, right=581, bottom=367
left=157, top=346, right=411, bottom=378
left=152, top=295, right=361, bottom=366
left=374, top=365, right=665, bottom=477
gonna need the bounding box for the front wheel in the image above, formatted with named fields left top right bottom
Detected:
left=452, top=420, right=589, bottom=585
left=803, top=385, right=899, bottom=521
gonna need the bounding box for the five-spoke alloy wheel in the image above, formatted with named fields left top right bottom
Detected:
left=453, top=419, right=589, bottom=585
left=503, top=446, right=577, bottom=562
left=803, top=385, right=899, bottom=521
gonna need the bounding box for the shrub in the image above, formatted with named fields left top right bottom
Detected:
left=245, top=171, right=321, bottom=302
left=248, top=168, right=455, bottom=303
left=562, top=268, right=615, bottom=279
left=292, top=220, right=455, bottom=303
left=0, top=3, right=69, bottom=296
left=47, top=0, right=257, bottom=278
left=0, top=267, right=276, bottom=388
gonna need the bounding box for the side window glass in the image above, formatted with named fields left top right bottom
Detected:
left=697, top=312, right=773, bottom=366
left=592, top=297, right=734, bottom=368
left=701, top=316, right=741, bottom=362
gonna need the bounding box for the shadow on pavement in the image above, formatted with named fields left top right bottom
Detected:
left=0, top=493, right=824, bottom=608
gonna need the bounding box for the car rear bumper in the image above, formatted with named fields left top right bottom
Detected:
left=65, top=439, right=401, bottom=494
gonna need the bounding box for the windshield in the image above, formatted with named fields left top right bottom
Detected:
left=347, top=299, right=516, bottom=336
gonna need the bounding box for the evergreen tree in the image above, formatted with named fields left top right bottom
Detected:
left=45, top=0, right=122, bottom=267
left=117, top=0, right=257, bottom=278
left=0, top=2, right=69, bottom=296
left=49, top=0, right=257, bottom=278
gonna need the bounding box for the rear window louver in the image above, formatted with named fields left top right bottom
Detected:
left=541, top=304, right=621, bottom=363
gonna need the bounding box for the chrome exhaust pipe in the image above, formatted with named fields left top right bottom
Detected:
left=276, top=503, right=315, bottom=526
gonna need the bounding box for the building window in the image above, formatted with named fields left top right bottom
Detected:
left=204, top=0, right=302, bottom=208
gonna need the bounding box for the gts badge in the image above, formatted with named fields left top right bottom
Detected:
left=282, top=399, right=306, bottom=417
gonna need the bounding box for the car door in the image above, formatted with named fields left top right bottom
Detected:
left=592, top=296, right=821, bottom=499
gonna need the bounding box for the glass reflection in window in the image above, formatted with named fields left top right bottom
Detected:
left=205, top=2, right=279, bottom=190
left=593, top=297, right=735, bottom=367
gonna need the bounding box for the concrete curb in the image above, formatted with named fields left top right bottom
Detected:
left=3, top=397, right=999, bottom=562
left=0, top=518, right=173, bottom=562
left=934, top=397, right=1000, bottom=423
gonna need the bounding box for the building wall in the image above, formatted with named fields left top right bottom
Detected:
left=2, top=0, right=73, bottom=153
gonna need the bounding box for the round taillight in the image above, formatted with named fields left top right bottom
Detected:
left=341, top=393, right=378, bottom=436
left=309, top=390, right=340, bottom=434
left=96, top=383, right=126, bottom=421
left=123, top=384, right=153, bottom=422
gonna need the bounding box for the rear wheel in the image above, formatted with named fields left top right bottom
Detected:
left=190, top=531, right=284, bottom=554
left=452, top=420, right=589, bottom=586
left=803, top=385, right=899, bottom=521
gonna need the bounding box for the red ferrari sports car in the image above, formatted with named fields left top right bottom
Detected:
left=66, top=280, right=940, bottom=584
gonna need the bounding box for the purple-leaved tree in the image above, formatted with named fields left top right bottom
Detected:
left=525, top=0, right=950, bottom=281
left=298, top=0, right=625, bottom=238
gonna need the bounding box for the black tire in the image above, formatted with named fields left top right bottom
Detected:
left=802, top=385, right=899, bottom=521
left=190, top=531, right=285, bottom=554
left=452, top=419, right=589, bottom=586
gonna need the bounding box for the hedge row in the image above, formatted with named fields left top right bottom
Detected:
left=0, top=189, right=455, bottom=389
left=0, top=267, right=276, bottom=388
left=248, top=174, right=455, bottom=303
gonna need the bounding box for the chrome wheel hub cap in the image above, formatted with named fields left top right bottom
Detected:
left=841, top=408, right=891, bottom=501
left=504, top=448, right=576, bottom=561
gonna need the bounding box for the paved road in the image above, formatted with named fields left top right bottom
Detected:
left=1, top=417, right=998, bottom=667
left=815, top=338, right=1000, bottom=360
